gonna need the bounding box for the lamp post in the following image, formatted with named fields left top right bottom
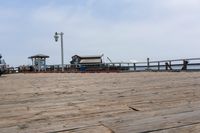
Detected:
left=54, top=32, right=64, bottom=72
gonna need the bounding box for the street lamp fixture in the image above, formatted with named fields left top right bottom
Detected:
left=54, top=32, right=64, bottom=72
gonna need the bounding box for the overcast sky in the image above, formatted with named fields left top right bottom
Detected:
left=0, top=0, right=200, bottom=66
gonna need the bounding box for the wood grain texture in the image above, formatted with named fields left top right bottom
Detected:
left=0, top=72, right=200, bottom=133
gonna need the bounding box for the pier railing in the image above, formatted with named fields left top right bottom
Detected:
left=14, top=58, right=200, bottom=73
left=45, top=58, right=200, bottom=72
left=106, top=58, right=200, bottom=72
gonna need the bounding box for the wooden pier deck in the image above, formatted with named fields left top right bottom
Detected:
left=0, top=72, right=200, bottom=133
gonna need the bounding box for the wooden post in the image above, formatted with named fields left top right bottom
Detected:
left=169, top=61, right=172, bottom=70
left=147, top=58, right=150, bottom=70
left=165, top=62, right=168, bottom=70
left=182, top=60, right=188, bottom=70
left=134, top=63, right=136, bottom=71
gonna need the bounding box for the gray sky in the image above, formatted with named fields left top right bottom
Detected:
left=0, top=0, right=200, bottom=66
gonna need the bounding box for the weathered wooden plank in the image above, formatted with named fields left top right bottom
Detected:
left=0, top=73, right=200, bottom=133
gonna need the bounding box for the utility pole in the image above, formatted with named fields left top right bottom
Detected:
left=54, top=32, right=64, bottom=72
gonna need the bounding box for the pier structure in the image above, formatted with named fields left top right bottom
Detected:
left=17, top=57, right=200, bottom=73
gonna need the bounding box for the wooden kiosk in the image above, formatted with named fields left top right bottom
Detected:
left=28, top=54, right=49, bottom=72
